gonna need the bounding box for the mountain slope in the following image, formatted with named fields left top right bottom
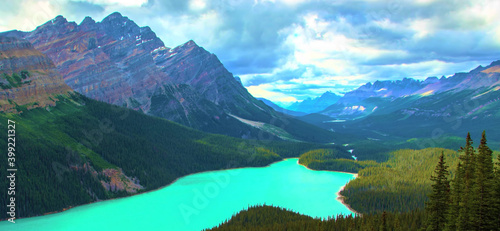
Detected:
left=0, top=36, right=72, bottom=112
left=0, top=37, right=340, bottom=219
left=1, top=13, right=334, bottom=143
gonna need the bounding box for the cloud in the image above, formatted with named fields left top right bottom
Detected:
left=75, top=0, right=148, bottom=7
left=1, top=0, right=499, bottom=103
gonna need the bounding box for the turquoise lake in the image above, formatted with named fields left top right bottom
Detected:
left=1, top=158, right=356, bottom=231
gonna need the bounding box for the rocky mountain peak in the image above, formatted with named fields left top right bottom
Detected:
left=36, top=15, right=76, bottom=33
left=0, top=12, right=334, bottom=142
left=100, top=12, right=140, bottom=37
left=102, top=12, right=127, bottom=22
left=182, top=40, right=197, bottom=47
left=80, top=16, right=96, bottom=26
left=470, top=65, right=486, bottom=73
left=423, top=76, right=439, bottom=84
left=489, top=60, right=500, bottom=67
left=100, top=12, right=138, bottom=31
left=53, top=15, right=68, bottom=25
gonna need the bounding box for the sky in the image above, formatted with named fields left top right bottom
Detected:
left=1, top=0, right=499, bottom=105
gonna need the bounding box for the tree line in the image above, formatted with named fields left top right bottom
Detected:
left=209, top=132, right=500, bottom=231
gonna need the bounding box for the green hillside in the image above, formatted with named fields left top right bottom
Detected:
left=209, top=133, right=500, bottom=231
left=0, top=93, right=335, bottom=219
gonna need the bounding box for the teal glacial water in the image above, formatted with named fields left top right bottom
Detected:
left=1, top=158, right=356, bottom=231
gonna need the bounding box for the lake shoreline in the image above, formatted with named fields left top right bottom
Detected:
left=2, top=157, right=360, bottom=225
left=0, top=158, right=285, bottom=223
left=296, top=159, right=360, bottom=216
left=335, top=175, right=359, bottom=216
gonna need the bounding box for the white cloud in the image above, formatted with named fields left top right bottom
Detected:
left=247, top=84, right=299, bottom=103
left=410, top=19, right=434, bottom=39
left=155, top=10, right=222, bottom=48
left=189, top=0, right=207, bottom=11
left=0, top=0, right=62, bottom=32
left=73, top=0, right=148, bottom=7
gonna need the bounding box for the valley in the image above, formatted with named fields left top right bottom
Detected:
left=0, top=6, right=499, bottom=231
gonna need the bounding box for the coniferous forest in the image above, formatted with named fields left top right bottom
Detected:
left=0, top=93, right=335, bottom=219
left=209, top=132, right=500, bottom=231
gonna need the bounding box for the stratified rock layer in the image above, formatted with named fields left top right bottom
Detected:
left=0, top=36, right=72, bottom=112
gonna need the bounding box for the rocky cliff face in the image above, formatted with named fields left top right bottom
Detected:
left=0, top=36, right=72, bottom=112
left=2, top=13, right=329, bottom=141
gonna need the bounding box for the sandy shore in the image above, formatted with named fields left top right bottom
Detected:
left=336, top=173, right=360, bottom=216
left=296, top=159, right=360, bottom=216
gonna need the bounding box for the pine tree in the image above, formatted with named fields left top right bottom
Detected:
left=426, top=151, right=450, bottom=231
left=494, top=154, right=500, bottom=231
left=445, top=161, right=464, bottom=231
left=380, top=211, right=388, bottom=231
left=472, top=131, right=495, bottom=230
left=457, top=133, right=475, bottom=231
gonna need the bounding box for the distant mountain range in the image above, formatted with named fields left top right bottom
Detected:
left=1, top=12, right=334, bottom=143
left=257, top=98, right=306, bottom=117
left=298, top=61, right=500, bottom=141
left=285, top=91, right=341, bottom=114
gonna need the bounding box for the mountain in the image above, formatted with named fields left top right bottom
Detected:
left=301, top=60, right=500, bottom=141
left=0, top=36, right=72, bottom=112
left=257, top=97, right=306, bottom=117
left=286, top=91, right=341, bottom=114
left=0, top=13, right=334, bottom=143
left=319, top=77, right=441, bottom=120
left=0, top=36, right=339, bottom=219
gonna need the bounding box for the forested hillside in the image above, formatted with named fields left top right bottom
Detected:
left=340, top=148, right=460, bottom=214
left=207, top=205, right=427, bottom=231
left=0, top=93, right=337, bottom=219
left=299, top=149, right=378, bottom=173
left=209, top=132, right=500, bottom=231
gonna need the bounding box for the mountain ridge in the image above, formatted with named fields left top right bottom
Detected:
left=286, top=91, right=341, bottom=114
left=318, top=60, right=500, bottom=120
left=299, top=60, right=500, bottom=142
left=1, top=12, right=334, bottom=143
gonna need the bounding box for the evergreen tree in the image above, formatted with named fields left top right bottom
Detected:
left=380, top=211, right=388, bottom=231
left=472, top=131, right=495, bottom=230
left=445, top=162, right=464, bottom=231
left=494, top=154, right=500, bottom=230
left=457, top=133, right=476, bottom=231
left=426, top=151, right=450, bottom=231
